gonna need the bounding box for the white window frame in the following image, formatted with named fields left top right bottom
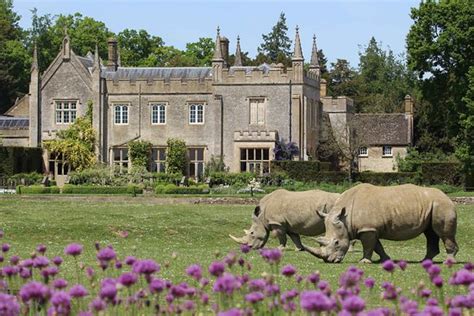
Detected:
left=114, top=104, right=129, bottom=125
left=188, top=103, right=205, bottom=125
left=382, top=145, right=393, bottom=157
left=150, top=147, right=167, bottom=173
left=150, top=103, right=167, bottom=125
left=55, top=100, right=78, bottom=125
left=249, top=98, right=266, bottom=126
left=358, top=147, right=368, bottom=157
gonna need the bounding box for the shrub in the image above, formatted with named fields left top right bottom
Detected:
left=68, top=165, right=116, bottom=186
left=208, top=172, right=255, bottom=187
left=355, top=172, right=417, bottom=185
left=16, top=185, right=60, bottom=194
left=155, top=183, right=209, bottom=194
left=62, top=185, right=143, bottom=195
left=154, top=172, right=183, bottom=185
left=128, top=140, right=152, bottom=169
left=271, top=161, right=321, bottom=182
left=204, top=155, right=228, bottom=176
left=0, top=147, right=43, bottom=176
left=420, top=162, right=463, bottom=186
left=273, top=138, right=299, bottom=160
left=166, top=138, right=187, bottom=175
left=9, top=172, right=43, bottom=185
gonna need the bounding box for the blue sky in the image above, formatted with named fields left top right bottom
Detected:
left=13, top=0, right=418, bottom=67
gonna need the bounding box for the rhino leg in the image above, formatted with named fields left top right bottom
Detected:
left=359, top=231, right=377, bottom=264
left=374, top=240, right=390, bottom=262
left=288, top=232, right=304, bottom=251
left=441, top=236, right=459, bottom=258
left=423, top=227, right=440, bottom=260
left=272, top=227, right=287, bottom=249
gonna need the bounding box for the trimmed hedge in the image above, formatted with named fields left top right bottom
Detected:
left=208, top=172, right=255, bottom=187
left=271, top=161, right=321, bottom=182
left=0, top=147, right=43, bottom=176
left=62, top=185, right=143, bottom=195
left=155, top=184, right=210, bottom=194
left=420, top=162, right=463, bottom=186
left=355, top=172, right=417, bottom=185
left=16, top=185, right=60, bottom=194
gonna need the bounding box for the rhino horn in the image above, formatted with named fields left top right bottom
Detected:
left=243, top=229, right=250, bottom=235
left=229, top=234, right=248, bottom=245
left=315, top=237, right=330, bottom=246
left=304, top=245, right=326, bottom=260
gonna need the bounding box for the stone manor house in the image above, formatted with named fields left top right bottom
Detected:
left=0, top=28, right=414, bottom=178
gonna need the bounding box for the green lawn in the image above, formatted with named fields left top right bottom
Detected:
left=0, top=197, right=473, bottom=309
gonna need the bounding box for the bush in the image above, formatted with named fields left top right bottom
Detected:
left=429, top=184, right=463, bottom=194
left=68, top=165, right=116, bottom=186
left=166, top=138, right=187, bottom=175
left=420, top=162, right=463, bottom=186
left=9, top=172, right=43, bottom=185
left=128, top=140, right=152, bottom=169
left=155, top=183, right=209, bottom=194
left=62, top=185, right=143, bottom=195
left=355, top=172, right=417, bottom=185
left=271, top=161, right=321, bottom=182
left=0, top=147, right=43, bottom=176
left=208, top=172, right=255, bottom=187
left=16, top=185, right=60, bottom=194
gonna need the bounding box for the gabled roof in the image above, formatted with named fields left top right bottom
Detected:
left=102, top=67, right=212, bottom=81
left=352, top=113, right=410, bottom=146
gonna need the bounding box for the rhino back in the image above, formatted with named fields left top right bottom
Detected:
left=337, top=184, right=453, bottom=241
left=262, top=190, right=340, bottom=236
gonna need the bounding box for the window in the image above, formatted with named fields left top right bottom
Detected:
left=189, top=103, right=204, bottom=124
left=55, top=101, right=77, bottom=124
left=150, top=148, right=167, bottom=173
left=188, top=148, right=204, bottom=179
left=240, top=148, right=270, bottom=175
left=383, top=146, right=393, bottom=157
left=113, top=147, right=129, bottom=172
left=48, top=152, right=70, bottom=176
left=114, top=104, right=129, bottom=125
left=358, top=147, right=368, bottom=157
left=249, top=98, right=265, bottom=125
left=151, top=103, right=166, bottom=124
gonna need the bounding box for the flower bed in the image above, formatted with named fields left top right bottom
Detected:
left=0, top=230, right=472, bottom=315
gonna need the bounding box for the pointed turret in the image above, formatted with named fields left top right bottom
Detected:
left=308, top=34, right=321, bottom=81
left=234, top=36, right=243, bottom=66
left=212, top=26, right=225, bottom=82
left=291, top=26, right=304, bottom=82
left=31, top=44, right=38, bottom=71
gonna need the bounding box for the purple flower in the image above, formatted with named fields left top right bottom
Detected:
left=132, top=259, right=160, bottom=275
left=398, top=260, right=407, bottom=271
left=307, top=272, right=320, bottom=285
left=364, top=277, right=375, bottom=289
left=240, top=244, right=251, bottom=254
left=118, top=272, right=137, bottom=287
left=97, top=247, right=116, bottom=262
left=2, top=266, right=18, bottom=277
left=208, top=261, right=225, bottom=277
left=149, top=278, right=166, bottom=294
left=421, top=259, right=433, bottom=270
left=36, top=244, right=47, bottom=254
left=213, top=273, right=241, bottom=295
left=124, top=256, right=136, bottom=266
left=248, top=279, right=266, bottom=291
left=69, top=285, right=88, bottom=298
left=444, top=257, right=456, bottom=268
left=52, top=256, right=63, bottom=266
left=19, top=281, right=49, bottom=303
left=1, top=243, right=10, bottom=253
left=382, top=260, right=396, bottom=273
left=78, top=312, right=93, bottom=316
left=449, top=268, right=474, bottom=286
left=428, top=264, right=441, bottom=277
left=420, top=288, right=432, bottom=298
left=218, top=308, right=243, bottom=316
left=0, top=293, right=20, bottom=316
left=186, top=264, right=202, bottom=280
left=432, top=275, right=443, bottom=287
left=382, top=282, right=399, bottom=300
left=281, top=264, right=297, bottom=277
left=422, top=305, right=443, bottom=316
left=53, top=279, right=68, bottom=290
left=33, top=256, right=49, bottom=269
left=342, top=295, right=366, bottom=313
left=182, top=300, right=195, bottom=311
left=51, top=291, right=71, bottom=315
left=90, top=298, right=107, bottom=312
left=449, top=308, right=462, bottom=316
left=9, top=256, right=19, bottom=265
left=64, top=243, right=83, bottom=256
left=245, top=291, right=264, bottom=304
left=259, top=248, right=282, bottom=264
left=300, top=290, right=335, bottom=312
left=19, top=267, right=31, bottom=279
left=339, top=268, right=363, bottom=288
left=400, top=297, right=418, bottom=314
left=21, top=259, right=33, bottom=268
left=281, top=289, right=299, bottom=302
left=99, top=284, right=117, bottom=301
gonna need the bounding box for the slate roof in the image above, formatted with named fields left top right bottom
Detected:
left=102, top=67, right=212, bottom=81
left=352, top=113, right=410, bottom=145
left=0, top=116, right=29, bottom=130
left=229, top=63, right=271, bottom=75
left=77, top=55, right=94, bottom=69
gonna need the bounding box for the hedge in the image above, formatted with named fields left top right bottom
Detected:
left=16, top=185, right=60, bottom=194
left=355, top=172, right=417, bottom=185
left=0, top=147, right=43, bottom=176
left=155, top=184, right=210, bottom=194
left=62, top=185, right=143, bottom=195
left=270, top=161, right=321, bottom=182
left=419, top=162, right=463, bottom=186
left=208, top=172, right=255, bottom=187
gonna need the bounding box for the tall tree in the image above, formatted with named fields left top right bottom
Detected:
left=257, top=12, right=292, bottom=64
left=328, top=59, right=358, bottom=98
left=407, top=0, right=473, bottom=156
left=117, top=29, right=164, bottom=67
left=0, top=0, right=29, bottom=113
left=184, top=37, right=214, bottom=67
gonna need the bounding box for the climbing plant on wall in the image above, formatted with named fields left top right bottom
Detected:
left=128, top=140, right=152, bottom=169
left=166, top=138, right=187, bottom=175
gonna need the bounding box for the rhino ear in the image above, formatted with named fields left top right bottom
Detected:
left=336, top=207, right=347, bottom=221
left=253, top=206, right=261, bottom=218
left=316, top=236, right=329, bottom=246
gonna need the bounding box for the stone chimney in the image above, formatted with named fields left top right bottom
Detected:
left=219, top=36, right=229, bottom=67
left=320, top=79, right=327, bottom=97
left=404, top=95, right=413, bottom=114
left=107, top=37, right=118, bottom=71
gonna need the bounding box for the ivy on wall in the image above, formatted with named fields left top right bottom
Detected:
left=128, top=140, right=152, bottom=169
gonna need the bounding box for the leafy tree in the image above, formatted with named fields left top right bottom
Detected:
left=44, top=101, right=96, bottom=171
left=184, top=37, right=214, bottom=66
left=117, top=29, right=164, bottom=67
left=258, top=12, right=292, bottom=65
left=128, top=140, right=152, bottom=169
left=327, top=59, right=358, bottom=97
left=407, top=0, right=473, bottom=155
left=166, top=138, right=187, bottom=175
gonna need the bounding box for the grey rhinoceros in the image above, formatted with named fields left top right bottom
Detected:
left=305, top=183, right=459, bottom=263
left=229, top=189, right=340, bottom=250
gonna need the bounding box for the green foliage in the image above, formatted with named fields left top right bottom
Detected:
left=271, top=161, right=321, bottom=182
left=44, top=100, right=96, bottom=171
left=208, top=172, right=255, bottom=187
left=258, top=12, right=292, bottom=65
left=128, top=140, right=152, bottom=169
left=0, top=147, right=43, bottom=176
left=9, top=172, right=43, bottom=185
left=117, top=29, right=164, bottom=67
left=407, top=0, right=473, bottom=155
left=16, top=185, right=60, bottom=194
left=165, top=138, right=186, bottom=175
left=68, top=165, right=115, bottom=186
left=354, top=172, right=417, bottom=185
left=204, top=155, right=227, bottom=177
left=184, top=37, right=214, bottom=67
left=328, top=59, right=358, bottom=97
left=62, top=184, right=142, bottom=195
left=155, top=183, right=209, bottom=195
left=420, top=162, right=463, bottom=186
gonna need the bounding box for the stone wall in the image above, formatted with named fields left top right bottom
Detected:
left=358, top=146, right=407, bottom=172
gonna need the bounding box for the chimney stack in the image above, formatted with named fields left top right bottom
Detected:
left=107, top=37, right=118, bottom=71
left=219, top=36, right=229, bottom=67
left=320, top=79, right=327, bottom=97
left=404, top=95, right=413, bottom=114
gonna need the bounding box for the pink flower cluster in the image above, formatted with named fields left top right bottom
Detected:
left=0, top=231, right=473, bottom=315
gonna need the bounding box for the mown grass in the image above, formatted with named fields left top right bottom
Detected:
left=0, top=197, right=472, bottom=308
